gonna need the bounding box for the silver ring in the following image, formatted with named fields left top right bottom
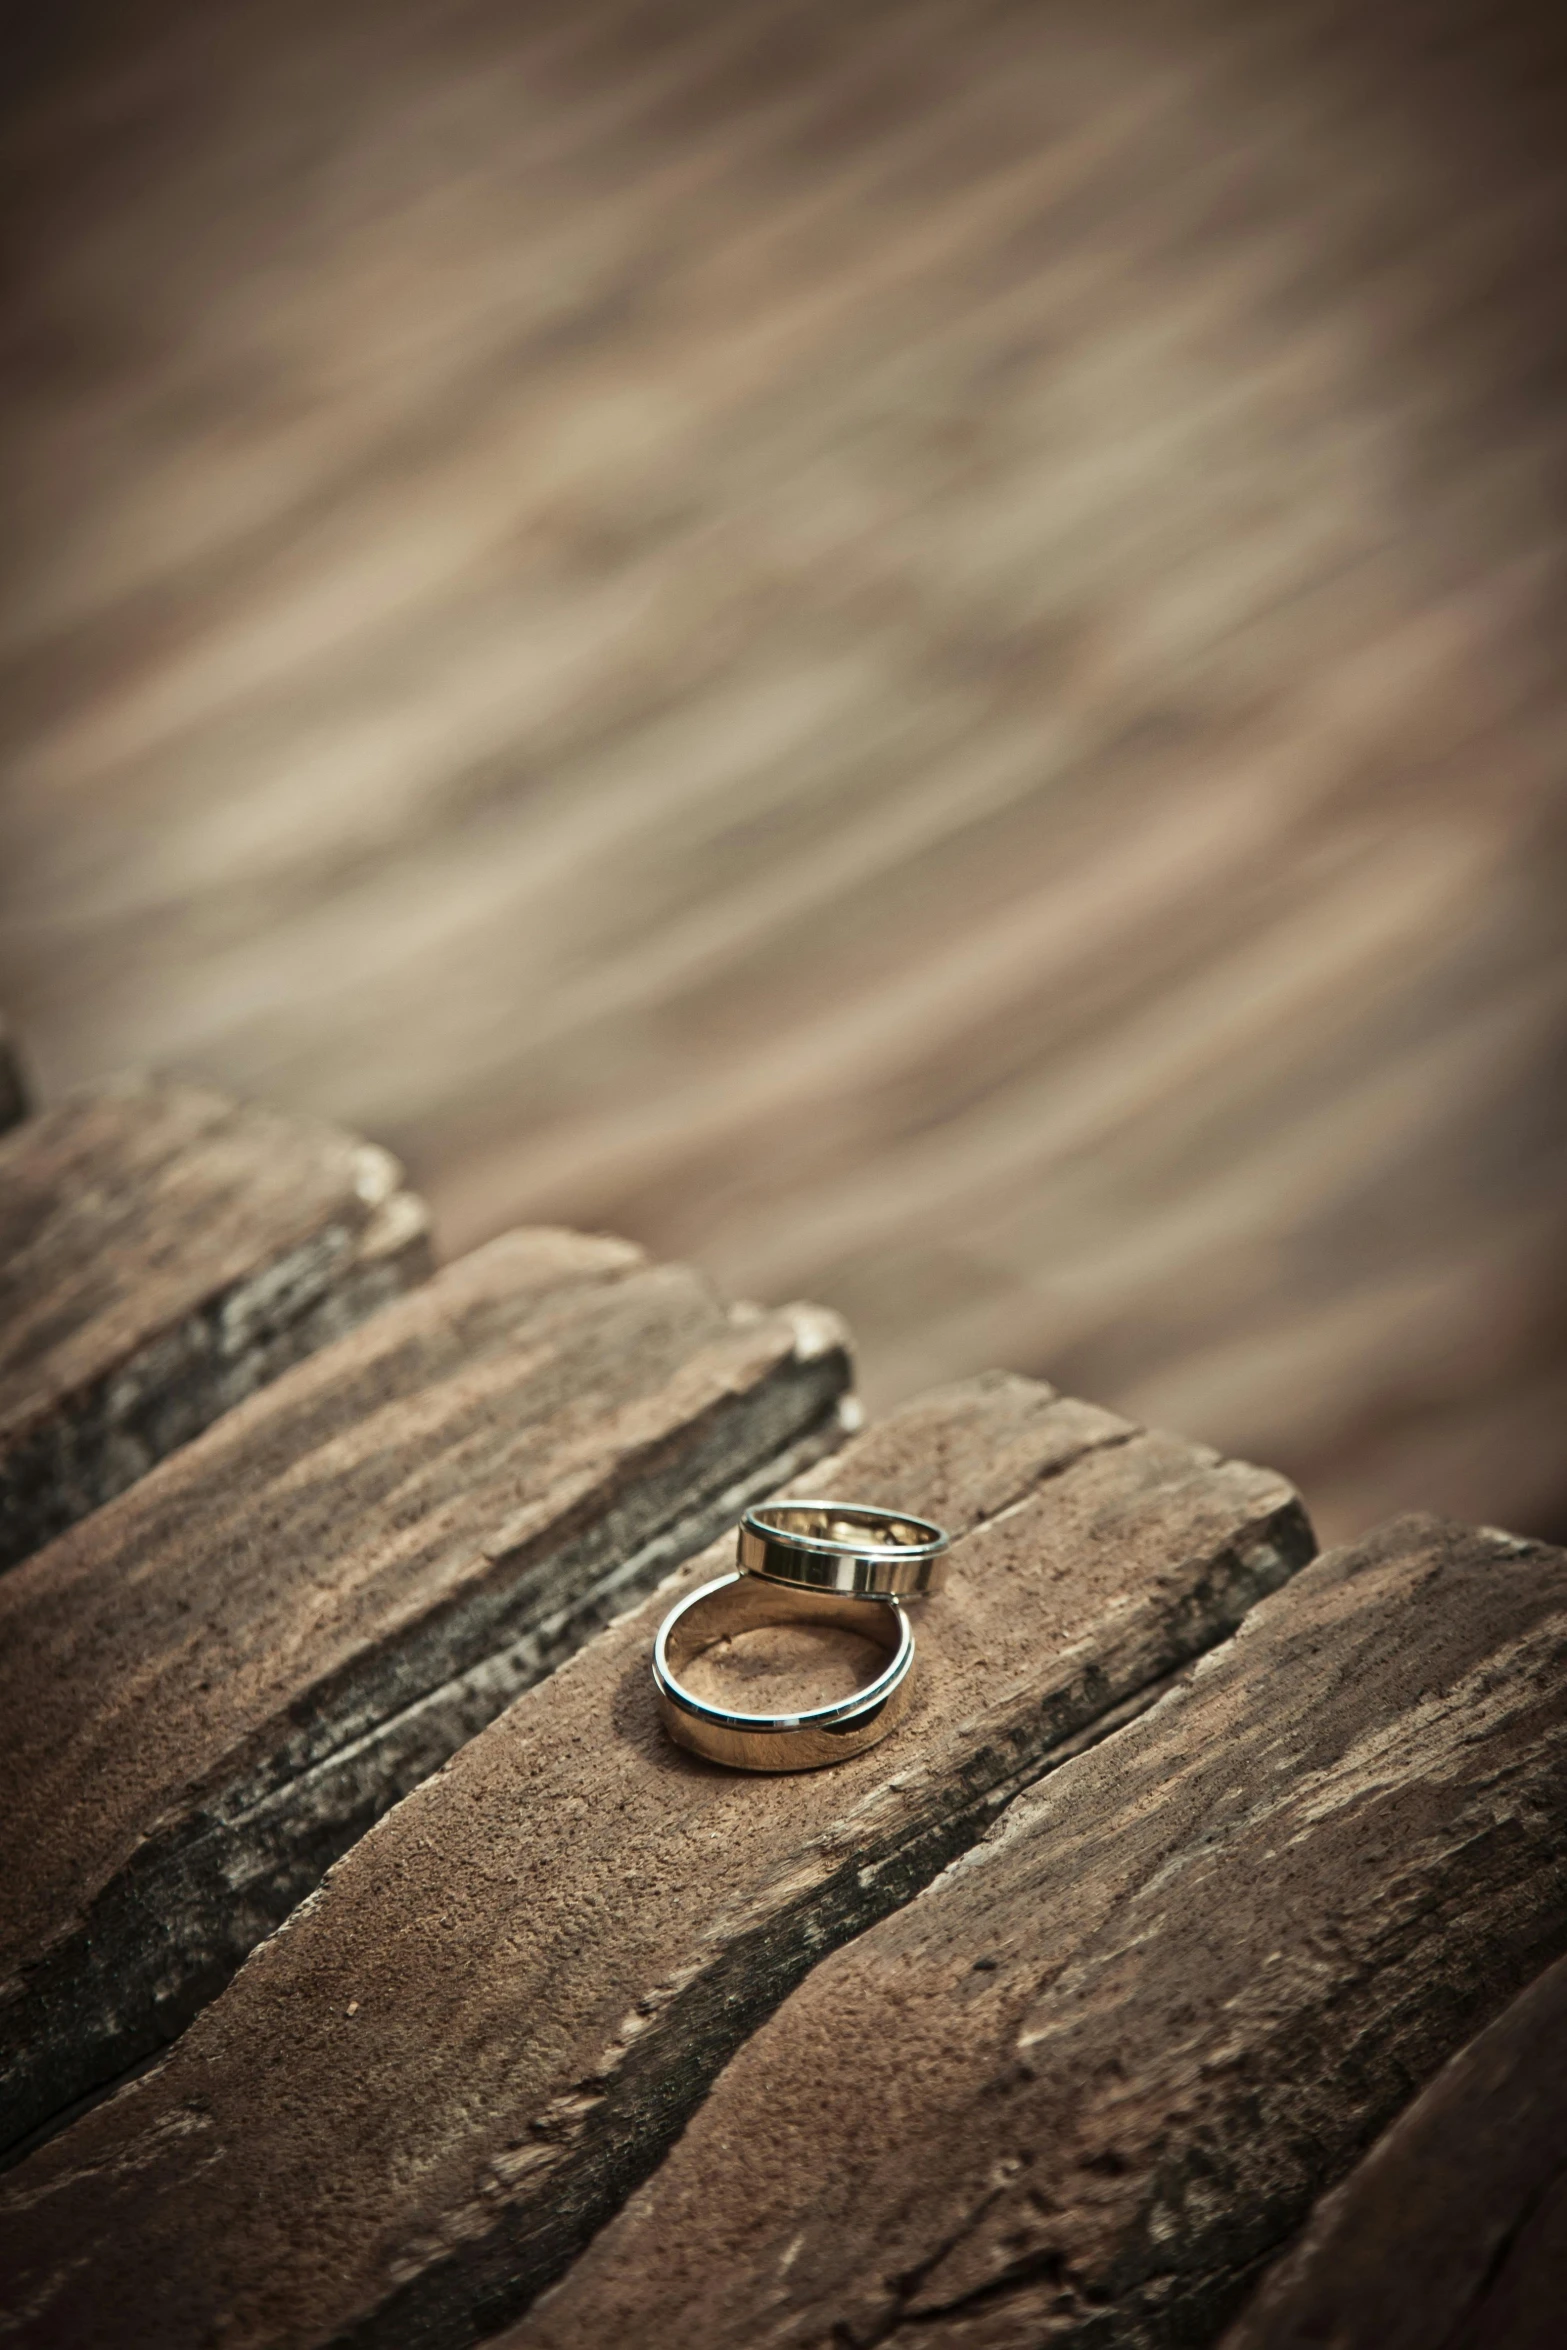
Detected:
left=737, top=1500, right=951, bottom=1598
left=653, top=1571, right=914, bottom=1772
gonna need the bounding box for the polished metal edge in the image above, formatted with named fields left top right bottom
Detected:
left=738, top=1501, right=951, bottom=1598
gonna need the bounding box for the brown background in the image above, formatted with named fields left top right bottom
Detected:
left=4, top=0, right=1566, bottom=1545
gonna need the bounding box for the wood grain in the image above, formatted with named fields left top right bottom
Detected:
left=0, top=1376, right=1311, bottom=2349
left=0, top=1073, right=431, bottom=1573
left=0, top=1230, right=849, bottom=2158
left=1219, top=1948, right=1567, bottom=2350
left=4, top=0, right=1567, bottom=1545
left=512, top=1515, right=1567, bottom=2350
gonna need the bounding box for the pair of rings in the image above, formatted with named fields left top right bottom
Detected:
left=652, top=1502, right=950, bottom=1773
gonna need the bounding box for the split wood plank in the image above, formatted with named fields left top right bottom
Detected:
left=1220, top=1947, right=1567, bottom=2350
left=0, top=1375, right=1312, bottom=2350
left=0, top=1230, right=851, bottom=2159
left=0, top=1073, right=433, bottom=1574
left=510, top=1515, right=1567, bottom=2350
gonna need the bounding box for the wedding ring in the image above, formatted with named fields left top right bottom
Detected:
left=737, top=1500, right=950, bottom=1599
left=653, top=1570, right=914, bottom=1771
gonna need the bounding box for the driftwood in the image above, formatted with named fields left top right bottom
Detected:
left=0, top=1074, right=431, bottom=1573
left=1220, top=1947, right=1567, bottom=2350
left=0, top=1378, right=1311, bottom=2348
left=0, top=1229, right=849, bottom=2158
left=510, top=1515, right=1567, bottom=2350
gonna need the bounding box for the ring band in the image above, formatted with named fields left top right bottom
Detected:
left=737, top=1500, right=951, bottom=1599
left=653, top=1571, right=914, bottom=1771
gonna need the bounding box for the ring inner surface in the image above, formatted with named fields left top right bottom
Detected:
left=667, top=1577, right=902, bottom=1670
left=666, top=1579, right=902, bottom=1720
left=748, top=1503, right=937, bottom=1552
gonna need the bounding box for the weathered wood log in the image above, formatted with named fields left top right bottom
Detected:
left=1219, top=1946, right=1567, bottom=2350
left=0, top=1073, right=433, bottom=1574
left=508, top=1516, right=1567, bottom=2350
left=0, top=1378, right=1312, bottom=2348
left=0, top=1021, right=27, bottom=1135
left=0, top=1230, right=850, bottom=2159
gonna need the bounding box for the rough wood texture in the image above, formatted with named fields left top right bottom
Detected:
left=512, top=1515, right=1567, bottom=2350
left=0, top=1073, right=432, bottom=1574
left=5, top=0, right=1567, bottom=1546
left=0, top=1230, right=849, bottom=2159
left=1220, top=1948, right=1567, bottom=2350
left=0, top=1377, right=1312, bottom=2349
left=0, top=1022, right=26, bottom=1134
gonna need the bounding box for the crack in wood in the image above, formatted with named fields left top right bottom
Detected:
left=0, top=1244, right=852, bottom=2163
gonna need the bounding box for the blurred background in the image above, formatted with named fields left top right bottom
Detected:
left=3, top=0, right=1566, bottom=1546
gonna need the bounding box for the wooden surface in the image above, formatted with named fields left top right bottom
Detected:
left=511, top=1515, right=1567, bottom=2350
left=0, top=1376, right=1311, bottom=2349
left=0, top=1073, right=430, bottom=1573
left=1221, top=1948, right=1567, bottom=2350
left=5, top=0, right=1567, bottom=1546
left=0, top=1229, right=849, bottom=2159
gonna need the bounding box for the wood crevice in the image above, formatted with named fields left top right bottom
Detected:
left=0, top=1240, right=853, bottom=2165
left=0, top=1079, right=434, bottom=1574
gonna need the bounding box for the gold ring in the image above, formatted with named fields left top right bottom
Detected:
left=737, top=1500, right=950, bottom=1598
left=652, top=1570, right=913, bottom=1772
